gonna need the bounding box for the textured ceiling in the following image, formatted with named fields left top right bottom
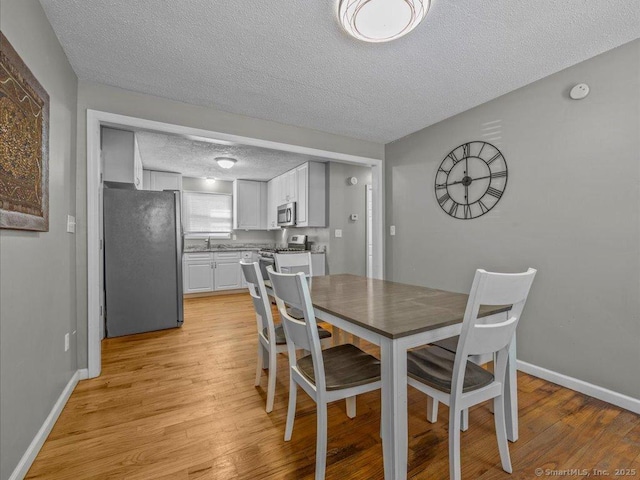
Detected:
left=41, top=1, right=639, bottom=143
left=135, top=131, right=326, bottom=181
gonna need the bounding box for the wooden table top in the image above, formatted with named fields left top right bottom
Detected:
left=309, top=274, right=510, bottom=339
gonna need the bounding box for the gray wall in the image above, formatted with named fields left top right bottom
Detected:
left=327, top=163, right=372, bottom=276
left=75, top=82, right=384, bottom=367
left=0, top=1, right=79, bottom=479
left=385, top=40, right=640, bottom=399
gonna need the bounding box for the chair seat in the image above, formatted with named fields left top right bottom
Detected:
left=263, top=279, right=272, bottom=289
left=264, top=324, right=332, bottom=345
left=430, top=335, right=459, bottom=353
left=286, top=307, right=304, bottom=319
left=408, top=346, right=494, bottom=393
left=297, top=344, right=381, bottom=391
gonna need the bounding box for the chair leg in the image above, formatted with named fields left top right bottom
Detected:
left=315, top=402, right=328, bottom=480
left=265, top=348, right=277, bottom=413
left=346, top=396, right=356, bottom=418
left=461, top=408, right=469, bottom=431
left=449, top=407, right=462, bottom=480
left=493, top=396, right=512, bottom=473
left=262, top=345, right=270, bottom=369
left=426, top=396, right=438, bottom=423
left=284, top=374, right=297, bottom=441
left=255, top=344, right=263, bottom=386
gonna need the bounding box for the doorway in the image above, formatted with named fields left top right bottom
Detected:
left=86, top=110, right=385, bottom=378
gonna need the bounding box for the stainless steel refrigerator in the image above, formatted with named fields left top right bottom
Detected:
left=103, top=184, right=183, bottom=337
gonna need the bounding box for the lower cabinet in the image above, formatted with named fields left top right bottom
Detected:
left=214, top=259, right=243, bottom=290
left=183, top=253, right=214, bottom=293
left=184, top=251, right=253, bottom=294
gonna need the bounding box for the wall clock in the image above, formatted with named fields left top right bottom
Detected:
left=435, top=141, right=508, bottom=220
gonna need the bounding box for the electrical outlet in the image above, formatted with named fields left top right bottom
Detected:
left=390, top=225, right=396, bottom=236
left=335, top=229, right=342, bottom=238
left=64, top=333, right=70, bottom=352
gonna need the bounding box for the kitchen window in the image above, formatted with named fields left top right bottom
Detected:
left=183, top=192, right=232, bottom=238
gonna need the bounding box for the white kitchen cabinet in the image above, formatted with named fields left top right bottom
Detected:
left=149, top=171, right=182, bottom=192
left=233, top=180, right=267, bottom=230
left=311, top=253, right=326, bottom=276
left=296, top=162, right=326, bottom=227
left=267, top=177, right=281, bottom=230
left=183, top=253, right=214, bottom=293
left=184, top=251, right=251, bottom=293
left=214, top=251, right=243, bottom=290
left=102, top=127, right=143, bottom=189
left=281, top=169, right=297, bottom=204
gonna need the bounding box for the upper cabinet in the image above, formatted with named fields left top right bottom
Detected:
left=102, top=127, right=143, bottom=189
left=280, top=169, right=297, bottom=204
left=295, top=162, right=326, bottom=228
left=147, top=171, right=182, bottom=191
left=267, top=176, right=280, bottom=230
left=266, top=162, right=327, bottom=228
left=233, top=180, right=267, bottom=230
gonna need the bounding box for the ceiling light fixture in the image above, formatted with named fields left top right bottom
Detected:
left=338, top=0, right=431, bottom=43
left=205, top=177, right=217, bottom=184
left=215, top=157, right=237, bottom=169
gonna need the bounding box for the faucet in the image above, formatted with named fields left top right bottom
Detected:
left=206, top=237, right=211, bottom=250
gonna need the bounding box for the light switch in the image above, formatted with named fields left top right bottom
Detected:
left=335, top=229, right=342, bottom=238
left=350, top=214, right=359, bottom=221
left=66, top=215, right=76, bottom=233
left=390, top=225, right=396, bottom=236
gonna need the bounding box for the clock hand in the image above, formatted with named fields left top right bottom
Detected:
left=439, top=175, right=493, bottom=188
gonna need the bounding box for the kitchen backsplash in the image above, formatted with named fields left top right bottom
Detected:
left=184, top=227, right=329, bottom=252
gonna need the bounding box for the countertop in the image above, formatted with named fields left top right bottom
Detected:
left=184, top=243, right=273, bottom=253
left=183, top=244, right=327, bottom=254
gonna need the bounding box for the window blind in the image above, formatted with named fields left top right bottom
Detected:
left=183, top=192, right=232, bottom=236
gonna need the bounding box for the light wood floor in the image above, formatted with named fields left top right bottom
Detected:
left=27, top=294, right=640, bottom=479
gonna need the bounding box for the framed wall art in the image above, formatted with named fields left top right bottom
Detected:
left=0, top=32, right=49, bottom=231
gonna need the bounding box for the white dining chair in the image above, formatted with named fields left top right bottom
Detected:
left=241, top=261, right=331, bottom=413
left=274, top=251, right=313, bottom=277
left=407, top=268, right=536, bottom=480
left=267, top=267, right=381, bottom=480
left=425, top=336, right=496, bottom=430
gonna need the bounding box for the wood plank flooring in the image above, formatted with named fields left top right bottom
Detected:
left=26, top=294, right=640, bottom=479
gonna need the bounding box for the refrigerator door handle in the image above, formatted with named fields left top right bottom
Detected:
left=174, top=191, right=184, bottom=325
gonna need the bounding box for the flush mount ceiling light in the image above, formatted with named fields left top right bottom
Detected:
left=338, top=0, right=431, bottom=43
left=215, top=157, right=237, bottom=169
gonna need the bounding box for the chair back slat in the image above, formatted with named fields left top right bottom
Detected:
left=241, top=261, right=273, bottom=333
left=275, top=252, right=313, bottom=277
left=267, top=267, right=326, bottom=388
left=452, top=268, right=536, bottom=396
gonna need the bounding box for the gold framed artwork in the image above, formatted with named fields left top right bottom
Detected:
left=0, top=32, right=50, bottom=231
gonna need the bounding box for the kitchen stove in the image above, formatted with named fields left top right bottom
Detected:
left=258, top=235, right=308, bottom=278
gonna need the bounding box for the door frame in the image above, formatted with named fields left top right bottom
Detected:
left=87, top=109, right=384, bottom=378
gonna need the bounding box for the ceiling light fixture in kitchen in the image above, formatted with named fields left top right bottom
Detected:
left=216, top=157, right=237, bottom=169
left=338, top=0, right=430, bottom=43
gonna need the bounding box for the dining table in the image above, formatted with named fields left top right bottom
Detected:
left=267, top=273, right=518, bottom=480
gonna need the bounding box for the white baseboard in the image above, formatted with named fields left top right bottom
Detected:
left=517, top=360, right=640, bottom=415
left=9, top=369, right=83, bottom=480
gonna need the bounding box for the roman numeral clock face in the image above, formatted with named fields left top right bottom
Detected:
left=435, top=142, right=508, bottom=219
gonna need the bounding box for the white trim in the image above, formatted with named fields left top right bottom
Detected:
left=517, top=360, right=640, bottom=414
left=86, top=109, right=384, bottom=379
left=9, top=370, right=82, bottom=480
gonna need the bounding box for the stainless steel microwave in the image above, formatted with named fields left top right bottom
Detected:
left=277, top=202, right=296, bottom=227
